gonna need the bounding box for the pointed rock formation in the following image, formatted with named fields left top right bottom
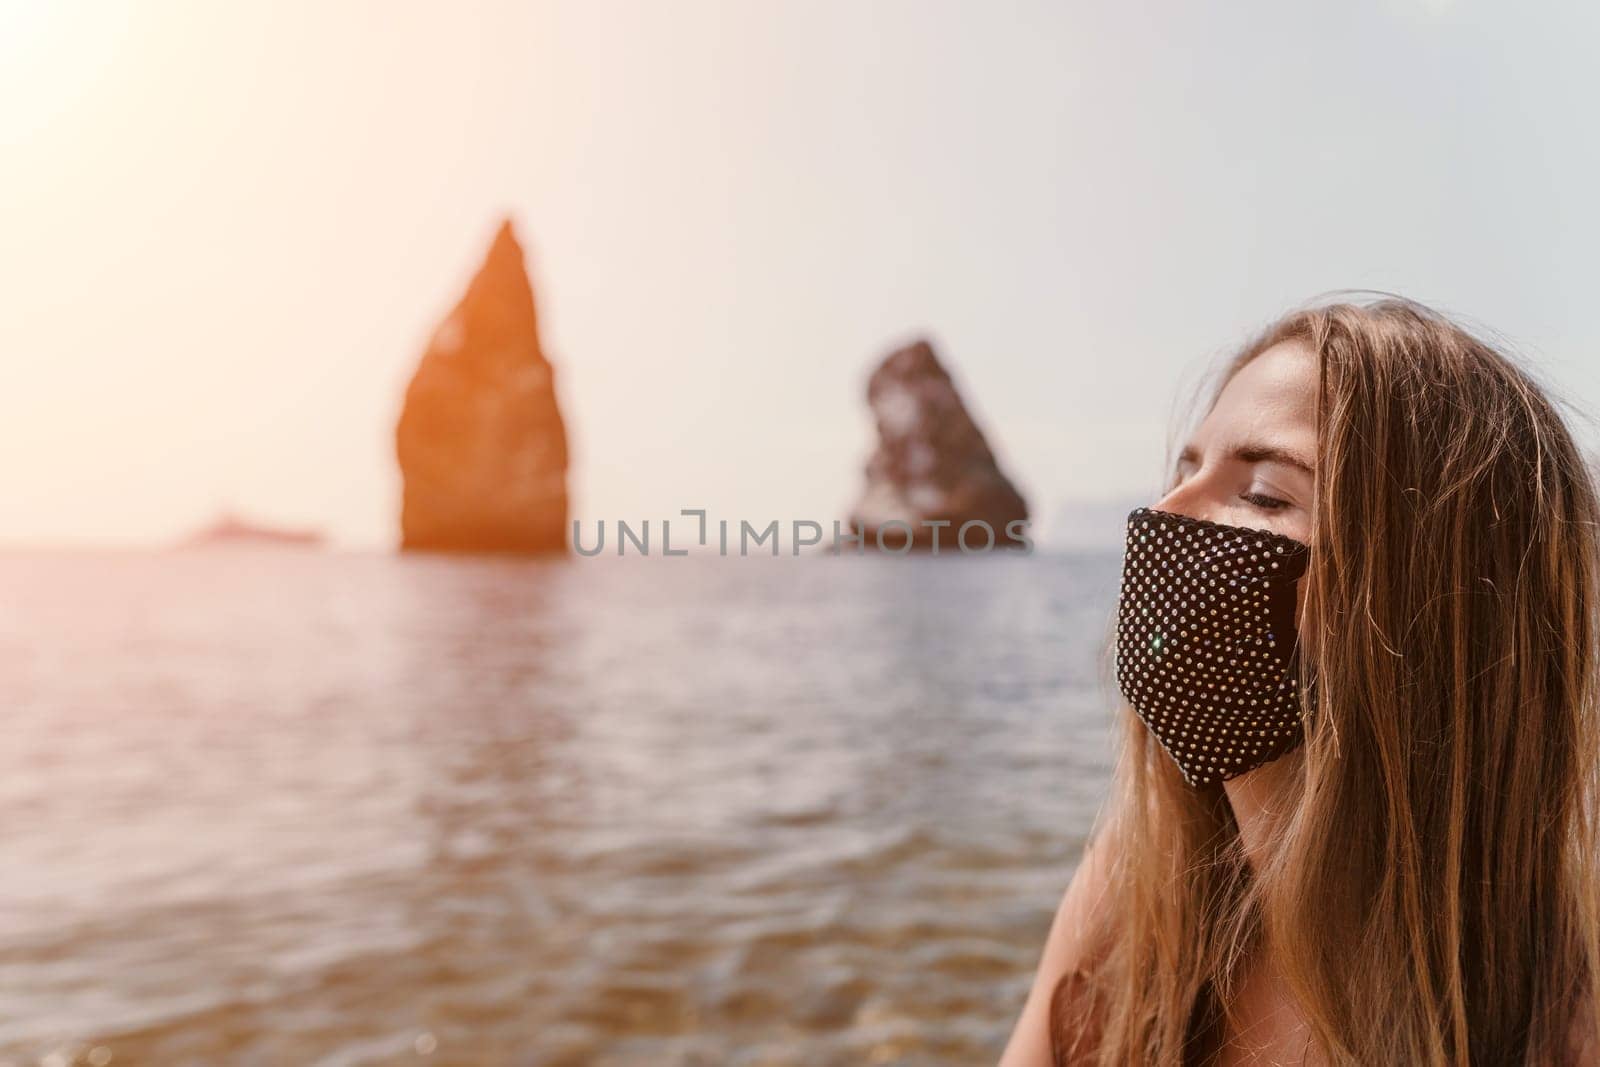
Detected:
left=396, top=219, right=569, bottom=554
left=847, top=339, right=1029, bottom=551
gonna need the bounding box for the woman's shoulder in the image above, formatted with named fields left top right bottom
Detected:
left=1048, top=960, right=1105, bottom=1066
left=1043, top=828, right=1121, bottom=1057
left=996, top=824, right=1122, bottom=1067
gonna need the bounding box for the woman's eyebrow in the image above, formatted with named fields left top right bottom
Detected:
left=1177, top=442, right=1316, bottom=475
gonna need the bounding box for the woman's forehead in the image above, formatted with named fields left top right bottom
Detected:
left=1201, top=341, right=1319, bottom=449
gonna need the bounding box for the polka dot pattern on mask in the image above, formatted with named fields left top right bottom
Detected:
left=1115, top=506, right=1312, bottom=788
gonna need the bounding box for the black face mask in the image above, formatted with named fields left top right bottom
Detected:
left=1114, top=506, right=1312, bottom=788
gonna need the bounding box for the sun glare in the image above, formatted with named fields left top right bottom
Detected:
left=0, top=0, right=59, bottom=79
left=0, top=1, right=134, bottom=146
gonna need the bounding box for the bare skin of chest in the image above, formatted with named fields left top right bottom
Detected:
left=1210, top=957, right=1326, bottom=1067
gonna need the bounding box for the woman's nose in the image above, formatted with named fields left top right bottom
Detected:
left=1153, top=473, right=1213, bottom=524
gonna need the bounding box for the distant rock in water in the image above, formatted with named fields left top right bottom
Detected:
left=848, top=339, right=1029, bottom=551
left=396, top=219, right=569, bottom=554
left=180, top=510, right=324, bottom=549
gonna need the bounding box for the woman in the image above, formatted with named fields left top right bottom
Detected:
left=998, top=297, right=1600, bottom=1066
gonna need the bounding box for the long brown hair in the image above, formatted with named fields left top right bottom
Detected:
left=1050, top=297, right=1600, bottom=1065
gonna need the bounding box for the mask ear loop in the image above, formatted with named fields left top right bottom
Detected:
left=1278, top=575, right=1319, bottom=751
left=1288, top=566, right=1319, bottom=729
left=1295, top=653, right=1320, bottom=723
left=1266, top=555, right=1315, bottom=751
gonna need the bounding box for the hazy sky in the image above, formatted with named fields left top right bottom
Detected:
left=5, top=0, right=1600, bottom=548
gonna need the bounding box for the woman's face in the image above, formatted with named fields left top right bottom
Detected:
left=1155, top=340, right=1318, bottom=546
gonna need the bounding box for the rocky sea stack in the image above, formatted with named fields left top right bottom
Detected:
left=847, top=339, right=1029, bottom=551
left=395, top=219, right=569, bottom=554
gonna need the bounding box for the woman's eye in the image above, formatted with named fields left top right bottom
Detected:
left=1240, top=490, right=1290, bottom=511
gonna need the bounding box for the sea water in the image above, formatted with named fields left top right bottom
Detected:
left=0, top=549, right=1120, bottom=1066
